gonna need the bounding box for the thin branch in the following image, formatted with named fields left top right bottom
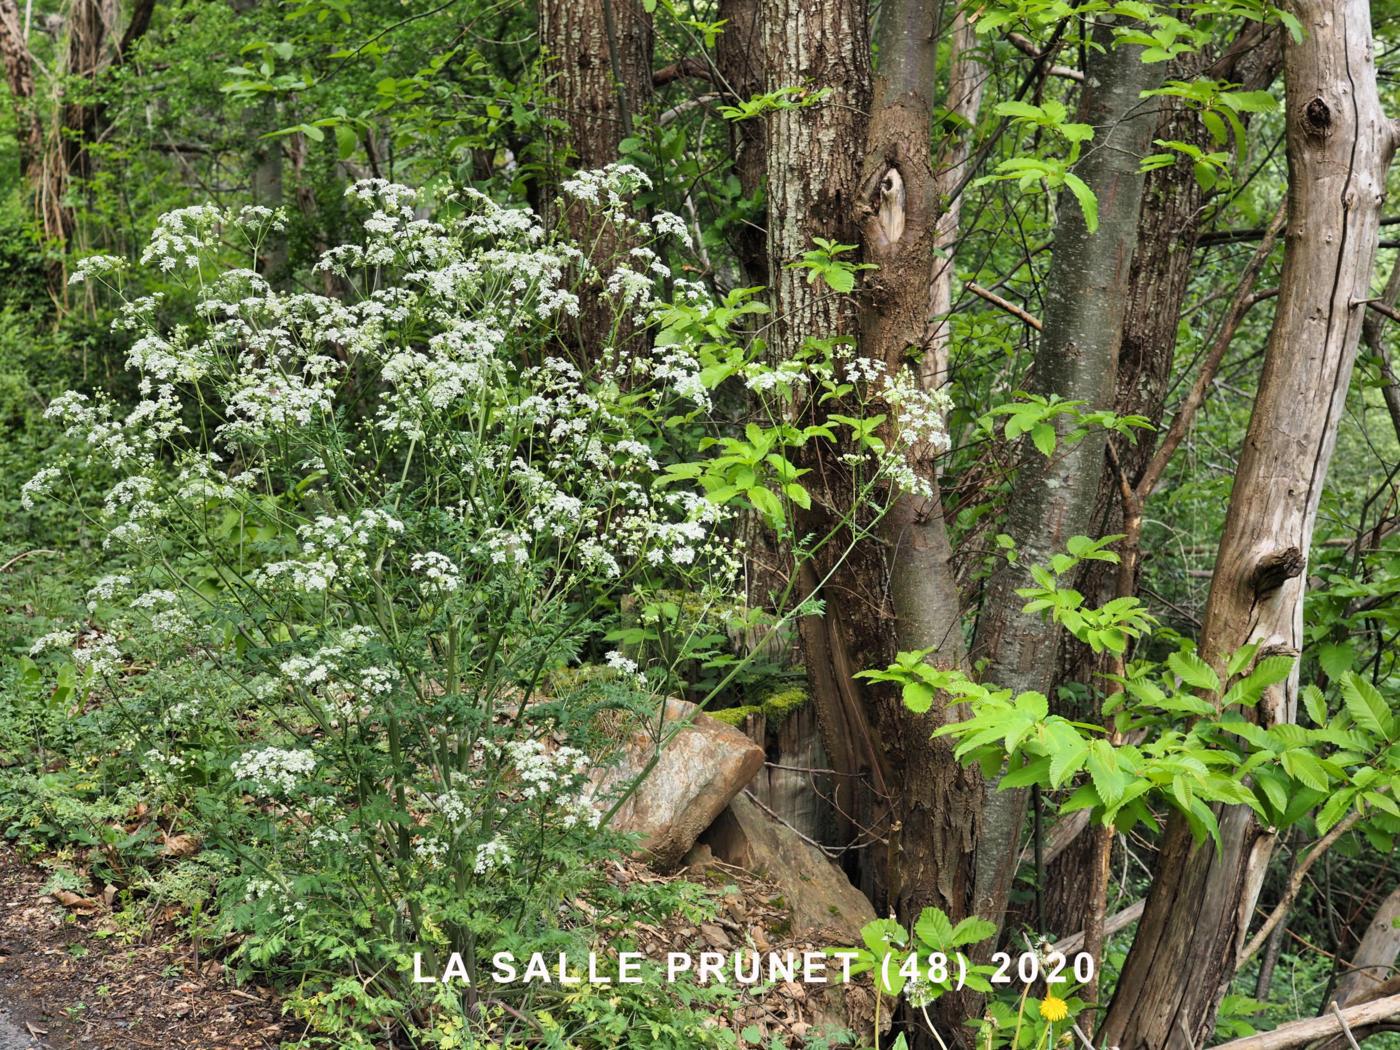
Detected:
left=965, top=280, right=1043, bottom=330
left=652, top=57, right=711, bottom=85
left=1135, top=200, right=1287, bottom=500
left=1006, top=32, right=1084, bottom=80
left=1199, top=214, right=1400, bottom=247
left=1331, top=1002, right=1364, bottom=1050
left=1238, top=809, right=1364, bottom=965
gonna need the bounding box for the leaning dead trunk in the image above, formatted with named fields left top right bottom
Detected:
left=1331, top=885, right=1400, bottom=1009
left=1102, top=2, right=1395, bottom=1044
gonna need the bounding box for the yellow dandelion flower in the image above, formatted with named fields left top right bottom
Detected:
left=1039, top=995, right=1069, bottom=1023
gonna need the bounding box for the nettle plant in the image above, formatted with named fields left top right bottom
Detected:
left=20, top=168, right=942, bottom=1046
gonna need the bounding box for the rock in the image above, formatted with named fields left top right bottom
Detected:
left=700, top=793, right=875, bottom=944
left=597, top=699, right=765, bottom=870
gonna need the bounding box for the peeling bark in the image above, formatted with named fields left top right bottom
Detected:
left=1102, top=1, right=1395, bottom=1043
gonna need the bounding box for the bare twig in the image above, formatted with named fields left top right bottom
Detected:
left=1331, top=1002, right=1363, bottom=1050
left=1239, top=810, right=1363, bottom=965
left=964, top=281, right=1043, bottom=331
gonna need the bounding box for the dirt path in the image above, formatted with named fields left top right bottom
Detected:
left=0, top=1008, right=41, bottom=1050
left=0, top=848, right=286, bottom=1050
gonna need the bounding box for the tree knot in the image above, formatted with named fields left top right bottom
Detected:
left=1302, top=97, right=1333, bottom=139
left=1250, top=547, right=1303, bottom=599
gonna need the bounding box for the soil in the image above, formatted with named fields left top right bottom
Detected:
left=0, top=847, right=287, bottom=1050
left=0, top=845, right=875, bottom=1049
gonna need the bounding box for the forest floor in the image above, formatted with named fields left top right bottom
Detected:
left=0, top=848, right=286, bottom=1050
left=0, top=842, right=872, bottom=1048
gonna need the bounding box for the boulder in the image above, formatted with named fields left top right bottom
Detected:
left=699, top=792, right=874, bottom=943
left=597, top=699, right=765, bottom=869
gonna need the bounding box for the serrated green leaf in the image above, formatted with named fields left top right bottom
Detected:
left=1063, top=173, right=1098, bottom=234
left=1085, top=739, right=1128, bottom=805
left=1341, top=672, right=1391, bottom=740
left=1302, top=684, right=1328, bottom=726
left=1317, top=643, right=1355, bottom=681
left=1169, top=649, right=1220, bottom=692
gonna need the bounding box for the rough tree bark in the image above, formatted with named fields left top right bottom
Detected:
left=854, top=0, right=984, bottom=1033
left=0, top=0, right=41, bottom=180
left=756, top=0, right=884, bottom=857
left=967, top=24, right=1163, bottom=929
left=1102, top=1, right=1396, bottom=1044
left=539, top=0, right=652, bottom=360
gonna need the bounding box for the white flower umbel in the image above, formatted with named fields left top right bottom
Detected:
left=232, top=746, right=317, bottom=795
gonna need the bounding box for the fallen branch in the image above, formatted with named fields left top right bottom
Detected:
left=1052, top=898, right=1145, bottom=955
left=1208, top=994, right=1400, bottom=1050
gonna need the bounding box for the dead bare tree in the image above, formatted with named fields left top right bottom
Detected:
left=1102, top=0, right=1398, bottom=1042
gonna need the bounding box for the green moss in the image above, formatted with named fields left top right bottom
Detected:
left=709, top=705, right=761, bottom=727
left=756, top=686, right=809, bottom=726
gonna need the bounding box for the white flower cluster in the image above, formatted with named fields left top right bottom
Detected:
left=232, top=746, right=317, bottom=795
left=410, top=551, right=461, bottom=595
left=474, top=836, right=513, bottom=875
left=277, top=625, right=399, bottom=723
left=257, top=510, right=405, bottom=593
left=498, top=739, right=600, bottom=830
left=141, top=205, right=224, bottom=272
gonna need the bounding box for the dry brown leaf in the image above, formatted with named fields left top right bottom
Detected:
left=161, top=833, right=201, bottom=858
left=50, top=889, right=100, bottom=911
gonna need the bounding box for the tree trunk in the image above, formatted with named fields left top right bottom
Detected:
left=855, top=1, right=984, bottom=1036
left=923, top=11, right=986, bottom=397
left=757, top=0, right=878, bottom=853
left=760, top=0, right=868, bottom=360
left=967, top=24, right=1164, bottom=929
left=1044, top=26, right=1284, bottom=939
left=539, top=0, right=652, bottom=360
left=1332, top=885, right=1400, bottom=1007
left=0, top=0, right=41, bottom=181
left=1102, top=2, right=1396, bottom=1044
left=714, top=0, right=767, bottom=287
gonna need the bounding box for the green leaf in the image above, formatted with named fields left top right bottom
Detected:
left=1315, top=789, right=1353, bottom=834
left=1031, top=423, right=1056, bottom=457
left=903, top=681, right=936, bottom=714
left=1063, top=173, right=1099, bottom=234
left=1317, top=643, right=1355, bottom=681
left=1302, top=684, right=1328, bottom=726
left=1045, top=722, right=1090, bottom=787
left=1169, top=649, right=1220, bottom=692
left=334, top=123, right=357, bottom=161
left=1341, top=673, right=1392, bottom=740
left=1085, top=739, right=1128, bottom=805
left=947, top=916, right=997, bottom=948
left=1280, top=749, right=1329, bottom=792
left=915, top=907, right=954, bottom=949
